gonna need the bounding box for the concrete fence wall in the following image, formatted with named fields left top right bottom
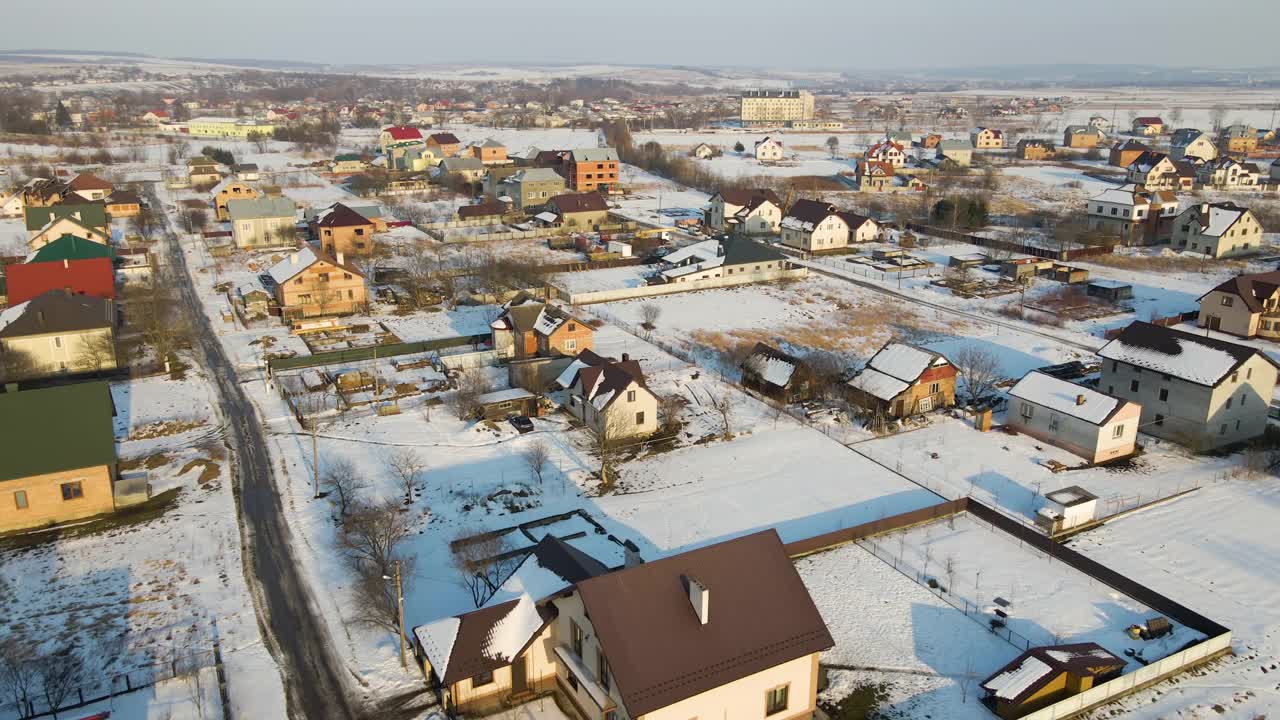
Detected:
left=561, top=267, right=808, bottom=304
left=438, top=349, right=498, bottom=370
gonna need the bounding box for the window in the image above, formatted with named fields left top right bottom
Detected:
left=1155, top=413, right=1165, bottom=427
left=1241, top=394, right=1247, bottom=405
left=567, top=671, right=579, bottom=691
left=929, top=382, right=941, bottom=394
left=570, top=620, right=584, bottom=657
left=1112, top=424, right=1125, bottom=439
left=597, top=649, right=610, bottom=692
left=627, top=390, right=636, bottom=402
left=1130, top=380, right=1139, bottom=393
left=1111, top=361, right=1118, bottom=373
left=1020, top=402, right=1033, bottom=419
left=13, top=490, right=28, bottom=510
left=472, top=670, right=494, bottom=687
left=766, top=685, right=790, bottom=716
left=1220, top=424, right=1228, bottom=435
left=1159, top=388, right=1168, bottom=401
left=635, top=411, right=645, bottom=425
left=1231, top=372, right=1239, bottom=383
left=564, top=339, right=576, bottom=351
left=568, top=323, right=576, bottom=332
left=54, top=336, right=62, bottom=348
left=60, top=482, right=83, bottom=501
left=1048, top=414, right=1059, bottom=431
left=1108, top=386, right=1114, bottom=394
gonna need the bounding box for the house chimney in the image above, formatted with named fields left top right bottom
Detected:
left=621, top=353, right=629, bottom=362
left=623, top=540, right=643, bottom=569
left=683, top=575, right=709, bottom=625
left=290, top=252, right=299, bottom=265
left=336, top=251, right=344, bottom=266
left=1200, top=203, right=1209, bottom=215
left=63, top=259, right=69, bottom=269
left=1076, top=394, right=1086, bottom=406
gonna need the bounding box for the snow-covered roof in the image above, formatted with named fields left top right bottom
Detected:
left=534, top=211, right=558, bottom=223
left=413, top=617, right=460, bottom=684
left=268, top=246, right=318, bottom=284
left=476, top=388, right=535, bottom=405
left=532, top=307, right=565, bottom=336
left=1008, top=372, right=1121, bottom=426
left=1200, top=204, right=1246, bottom=237
left=662, top=256, right=724, bottom=279
left=744, top=352, right=797, bottom=388
left=868, top=342, right=940, bottom=381
left=554, top=359, right=590, bottom=390
left=661, top=239, right=719, bottom=266
left=1099, top=322, right=1266, bottom=386
left=983, top=655, right=1053, bottom=700
left=0, top=300, right=30, bottom=335
left=1090, top=183, right=1146, bottom=206
left=846, top=367, right=910, bottom=402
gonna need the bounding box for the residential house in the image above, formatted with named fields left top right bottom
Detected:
left=1098, top=321, right=1280, bottom=449
left=919, top=133, right=943, bottom=149
left=1131, top=116, right=1164, bottom=135
left=1108, top=140, right=1151, bottom=168
left=1171, top=202, right=1264, bottom=259
left=1088, top=116, right=1109, bottom=132
left=413, top=529, right=833, bottom=720
left=691, top=142, right=717, bottom=159
left=1197, top=270, right=1280, bottom=339
left=311, top=202, right=378, bottom=256
left=780, top=198, right=878, bottom=252
left=186, top=156, right=221, bottom=187
left=26, top=208, right=111, bottom=250
left=854, top=160, right=895, bottom=192
left=6, top=251, right=115, bottom=305
left=474, top=388, right=540, bottom=421
left=64, top=172, right=113, bottom=202
left=267, top=246, right=368, bottom=319
left=982, top=643, right=1125, bottom=720
left=846, top=341, right=957, bottom=418
left=936, top=139, right=974, bottom=167
left=20, top=178, right=69, bottom=208
left=1170, top=129, right=1218, bottom=162
left=457, top=201, right=508, bottom=222
left=426, top=132, right=462, bottom=158
left=970, top=127, right=1004, bottom=149
left=187, top=117, right=274, bottom=139
left=227, top=197, right=297, bottom=249
left=1062, top=125, right=1103, bottom=149
left=490, top=295, right=594, bottom=361
left=25, top=203, right=108, bottom=241
left=1007, top=371, right=1140, bottom=463
left=1219, top=124, right=1258, bottom=155
left=140, top=110, right=170, bottom=124
left=104, top=190, right=142, bottom=219
left=1085, top=183, right=1179, bottom=245
left=564, top=148, right=620, bottom=192
left=0, top=291, right=117, bottom=378
left=0, top=186, right=24, bottom=218
left=547, top=192, right=610, bottom=228
left=211, top=179, right=261, bottom=221
left=481, top=166, right=522, bottom=199
left=888, top=130, right=914, bottom=147
left=653, top=237, right=793, bottom=284
left=439, top=157, right=486, bottom=186
left=1017, top=139, right=1055, bottom=160
left=1124, top=152, right=1180, bottom=190
left=0, top=382, right=119, bottom=533
left=331, top=154, right=368, bottom=174
left=233, top=163, right=261, bottom=182
left=705, top=188, right=783, bottom=235
left=864, top=139, right=907, bottom=168
left=754, top=136, right=785, bottom=162
left=740, top=342, right=814, bottom=402
left=379, top=126, right=424, bottom=155
left=27, top=234, right=114, bottom=265
left=564, top=354, right=658, bottom=439
left=503, top=168, right=567, bottom=211
left=1196, top=158, right=1263, bottom=191
left=472, top=138, right=508, bottom=164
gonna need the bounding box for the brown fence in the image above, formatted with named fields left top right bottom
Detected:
left=783, top=499, right=969, bottom=558
left=1103, top=311, right=1197, bottom=339
left=906, top=223, right=1115, bottom=261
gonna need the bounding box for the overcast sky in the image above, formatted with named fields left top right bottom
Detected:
left=2, top=0, right=1278, bottom=70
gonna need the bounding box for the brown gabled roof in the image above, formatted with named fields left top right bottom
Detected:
left=66, top=172, right=113, bottom=192
left=982, top=643, right=1125, bottom=707
left=1200, top=270, right=1280, bottom=313
left=313, top=203, right=374, bottom=228
left=716, top=188, right=781, bottom=211
left=549, top=192, right=608, bottom=215
left=0, top=290, right=112, bottom=338
left=429, top=132, right=461, bottom=145
left=106, top=190, right=142, bottom=206
left=458, top=201, right=508, bottom=220
left=576, top=530, right=834, bottom=717
left=577, top=358, right=645, bottom=407
left=436, top=598, right=555, bottom=686
left=785, top=198, right=838, bottom=225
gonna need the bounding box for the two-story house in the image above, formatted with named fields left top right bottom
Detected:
left=312, top=202, right=378, bottom=256
left=970, top=127, right=1004, bottom=149
left=1196, top=158, right=1263, bottom=191
left=1219, top=124, right=1258, bottom=155
left=705, top=189, right=783, bottom=235
left=1017, top=139, right=1055, bottom=160
left=754, top=137, right=785, bottom=163
left=864, top=139, right=907, bottom=168
left=547, top=192, right=610, bottom=228
left=227, top=197, right=297, bottom=249
left=1124, top=152, right=1180, bottom=190
left=1085, top=183, right=1179, bottom=245
left=501, top=168, right=567, bottom=210
left=780, top=199, right=878, bottom=252
left=267, top=247, right=368, bottom=319
left=565, top=354, right=659, bottom=440
left=1062, top=125, right=1104, bottom=148
left=1171, top=201, right=1264, bottom=258
left=1131, top=116, right=1164, bottom=136
left=64, top=172, right=113, bottom=202
left=1098, top=321, right=1279, bottom=450
left=413, top=529, right=834, bottom=720
left=426, top=132, right=462, bottom=158
left=378, top=126, right=424, bottom=155
left=0, top=290, right=117, bottom=379
left=854, top=160, right=895, bottom=192
left=211, top=178, right=260, bottom=221
left=1170, top=128, right=1218, bottom=162
left=1108, top=140, right=1151, bottom=168
left=1198, top=270, right=1280, bottom=339
left=490, top=295, right=594, bottom=361
left=846, top=341, right=957, bottom=418
left=565, top=148, right=620, bottom=192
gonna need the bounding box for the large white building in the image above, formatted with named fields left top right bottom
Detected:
left=740, top=90, right=815, bottom=126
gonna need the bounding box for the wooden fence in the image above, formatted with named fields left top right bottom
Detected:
left=907, top=223, right=1116, bottom=261
left=267, top=333, right=489, bottom=372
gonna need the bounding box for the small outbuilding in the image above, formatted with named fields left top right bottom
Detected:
left=1087, top=280, right=1134, bottom=302
left=474, top=388, right=540, bottom=420
left=740, top=342, right=815, bottom=402
left=1034, top=486, right=1100, bottom=534
left=982, top=643, right=1126, bottom=719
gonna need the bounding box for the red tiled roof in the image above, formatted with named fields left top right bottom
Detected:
left=384, top=126, right=422, bottom=141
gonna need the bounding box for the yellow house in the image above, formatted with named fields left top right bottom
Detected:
left=564, top=354, right=659, bottom=440
left=187, top=116, right=276, bottom=139
left=413, top=529, right=833, bottom=720
left=0, top=291, right=117, bottom=379
left=982, top=643, right=1126, bottom=719
left=0, top=381, right=119, bottom=534
left=29, top=216, right=110, bottom=250
left=212, top=179, right=261, bottom=221
left=268, top=246, right=368, bottom=319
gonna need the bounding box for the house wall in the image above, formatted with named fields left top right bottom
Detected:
left=1172, top=210, right=1265, bottom=258
left=2, top=326, right=117, bottom=377
left=445, top=624, right=558, bottom=716
left=215, top=183, right=260, bottom=221
left=513, top=178, right=566, bottom=209
left=539, top=321, right=594, bottom=357
left=276, top=262, right=368, bottom=319
left=232, top=215, right=294, bottom=248
left=0, top=464, right=115, bottom=533
left=1197, top=289, right=1260, bottom=337
left=570, top=380, right=658, bottom=440
left=781, top=216, right=848, bottom=252
left=1100, top=354, right=1276, bottom=449
left=318, top=222, right=377, bottom=256
left=1171, top=136, right=1217, bottom=162
left=740, top=93, right=814, bottom=124
left=755, top=142, right=784, bottom=162
left=642, top=654, right=818, bottom=720
left=1009, top=399, right=1139, bottom=463
left=560, top=210, right=609, bottom=229
left=550, top=593, right=620, bottom=719
left=29, top=217, right=108, bottom=248
left=890, top=366, right=957, bottom=417
left=569, top=161, right=619, bottom=192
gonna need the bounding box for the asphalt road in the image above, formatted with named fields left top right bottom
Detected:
left=149, top=185, right=360, bottom=720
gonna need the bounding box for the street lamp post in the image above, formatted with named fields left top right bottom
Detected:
left=385, top=562, right=407, bottom=669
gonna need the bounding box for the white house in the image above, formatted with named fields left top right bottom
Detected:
left=1085, top=183, right=1179, bottom=244
left=564, top=354, right=659, bottom=440
left=1196, top=158, right=1263, bottom=191
left=1007, top=371, right=1140, bottom=463
left=865, top=139, right=907, bottom=168
left=1169, top=129, right=1218, bottom=162
left=780, top=199, right=878, bottom=252
left=705, top=189, right=783, bottom=235
left=754, top=136, right=785, bottom=163
left=1171, top=202, right=1265, bottom=258
left=1035, top=486, right=1100, bottom=535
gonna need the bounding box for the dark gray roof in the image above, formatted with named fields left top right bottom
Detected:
left=721, top=236, right=786, bottom=266
left=0, top=291, right=112, bottom=338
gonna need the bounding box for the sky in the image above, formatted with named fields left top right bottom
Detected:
left=1, top=0, right=1278, bottom=71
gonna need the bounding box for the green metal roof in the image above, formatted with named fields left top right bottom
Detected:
left=0, top=381, right=116, bottom=482
left=28, top=235, right=116, bottom=263
left=24, top=203, right=109, bottom=232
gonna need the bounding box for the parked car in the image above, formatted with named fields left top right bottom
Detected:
left=509, top=416, right=534, bottom=434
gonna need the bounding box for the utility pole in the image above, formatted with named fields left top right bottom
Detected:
left=395, top=561, right=407, bottom=668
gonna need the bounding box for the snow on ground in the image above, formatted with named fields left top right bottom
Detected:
left=1001, top=164, right=1116, bottom=196
left=38, top=666, right=226, bottom=720
left=853, top=415, right=1239, bottom=526
left=552, top=264, right=653, bottom=293
left=279, top=171, right=366, bottom=209
left=798, top=542, right=1020, bottom=719
left=1066, top=481, right=1280, bottom=719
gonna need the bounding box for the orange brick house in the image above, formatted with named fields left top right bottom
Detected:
left=491, top=294, right=594, bottom=360
left=846, top=341, right=957, bottom=418
left=268, top=246, right=368, bottom=319
left=427, top=132, right=462, bottom=158
left=212, top=179, right=261, bottom=221
left=311, top=203, right=377, bottom=256
left=564, top=148, right=620, bottom=192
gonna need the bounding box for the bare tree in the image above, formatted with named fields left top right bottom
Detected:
left=34, top=645, right=85, bottom=715
left=1209, top=105, right=1227, bottom=132
left=658, top=393, right=686, bottom=433
left=451, top=528, right=524, bottom=607
left=945, top=555, right=956, bottom=592
left=322, top=457, right=366, bottom=519
left=708, top=389, right=735, bottom=437
left=639, top=303, right=662, bottom=330
left=592, top=410, right=631, bottom=492
left=75, top=332, right=118, bottom=374
left=953, top=344, right=1001, bottom=403
left=350, top=555, right=414, bottom=633
left=339, top=498, right=412, bottom=574
left=387, top=447, right=424, bottom=502
left=130, top=206, right=158, bottom=240
left=448, top=367, right=493, bottom=420
left=183, top=208, right=208, bottom=234
left=133, top=280, right=192, bottom=369
left=825, top=136, right=840, bottom=159
left=0, top=348, right=37, bottom=384
left=0, top=638, right=36, bottom=715
left=522, top=439, right=551, bottom=485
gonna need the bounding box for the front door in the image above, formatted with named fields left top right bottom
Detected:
left=1207, top=315, right=1221, bottom=331
left=511, top=654, right=528, bottom=693
left=917, top=396, right=933, bottom=413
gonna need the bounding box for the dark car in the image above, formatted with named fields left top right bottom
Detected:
left=509, top=416, right=535, bottom=434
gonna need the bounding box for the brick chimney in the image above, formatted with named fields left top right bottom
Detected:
left=682, top=575, right=709, bottom=625
left=1076, top=394, right=1086, bottom=406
